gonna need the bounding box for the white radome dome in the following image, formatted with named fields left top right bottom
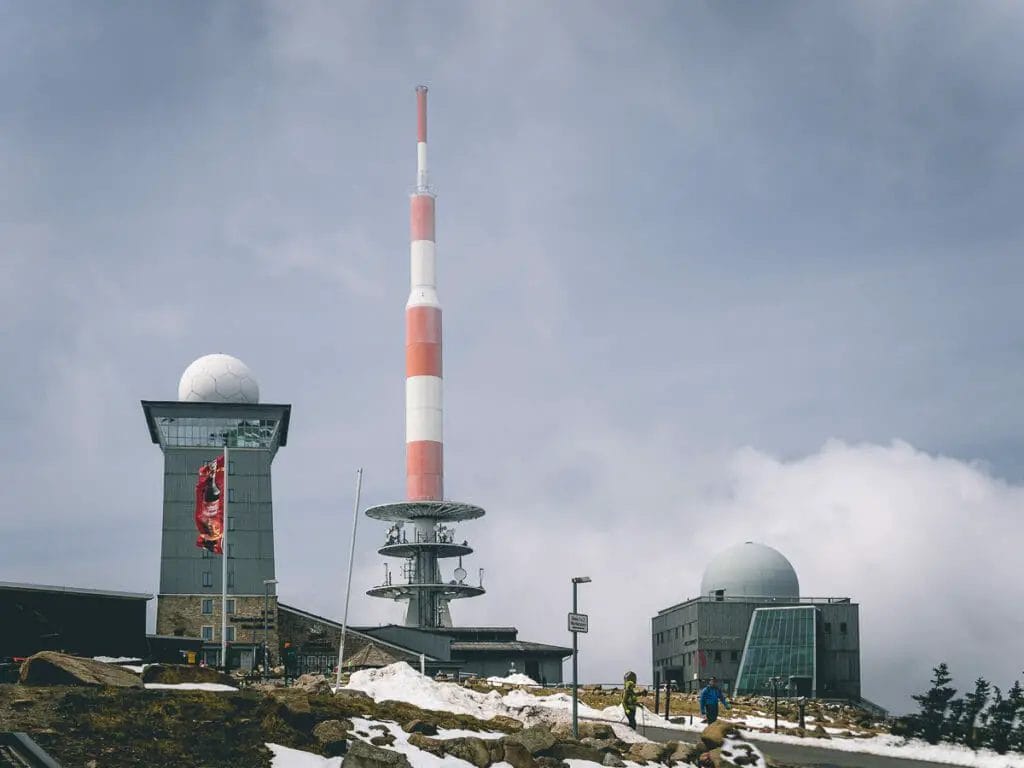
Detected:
left=178, top=354, right=260, bottom=404
left=700, top=541, right=800, bottom=600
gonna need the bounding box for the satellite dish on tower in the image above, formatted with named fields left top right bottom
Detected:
left=454, top=566, right=467, bottom=583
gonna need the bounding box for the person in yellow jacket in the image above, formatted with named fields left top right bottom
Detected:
left=622, top=670, right=639, bottom=729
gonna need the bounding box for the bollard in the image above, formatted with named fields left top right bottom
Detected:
left=654, top=672, right=661, bottom=715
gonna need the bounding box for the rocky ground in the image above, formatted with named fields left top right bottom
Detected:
left=0, top=653, right=775, bottom=768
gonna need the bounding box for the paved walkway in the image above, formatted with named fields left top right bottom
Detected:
left=640, top=724, right=958, bottom=768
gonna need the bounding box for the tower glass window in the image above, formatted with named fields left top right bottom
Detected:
left=735, top=606, right=817, bottom=697
left=201, top=599, right=213, bottom=615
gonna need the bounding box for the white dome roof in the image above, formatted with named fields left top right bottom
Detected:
left=699, top=541, right=799, bottom=600
left=178, top=354, right=260, bottom=404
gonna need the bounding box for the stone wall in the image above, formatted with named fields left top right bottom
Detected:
left=156, top=594, right=278, bottom=653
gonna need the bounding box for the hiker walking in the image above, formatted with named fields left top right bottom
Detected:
left=622, top=670, right=639, bottom=729
left=283, top=641, right=298, bottom=684
left=699, top=676, right=731, bottom=724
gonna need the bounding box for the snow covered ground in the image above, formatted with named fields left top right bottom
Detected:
left=268, top=715, right=648, bottom=768
left=486, top=673, right=538, bottom=686
left=144, top=682, right=239, bottom=691
left=344, top=663, right=647, bottom=743
left=341, top=663, right=1024, bottom=768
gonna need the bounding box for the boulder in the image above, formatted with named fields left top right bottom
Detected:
left=502, top=740, right=536, bottom=768
left=668, top=741, right=703, bottom=764
left=487, top=739, right=505, bottom=765
left=700, top=720, right=740, bottom=751
left=402, top=719, right=438, bottom=736
left=19, top=652, right=142, bottom=688
left=547, top=742, right=605, bottom=763
left=534, top=758, right=566, bottom=768
left=697, top=749, right=723, bottom=768
left=506, top=726, right=557, bottom=755
left=602, top=753, right=625, bottom=767
left=272, top=688, right=312, bottom=715
left=443, top=736, right=492, bottom=768
left=371, top=734, right=397, bottom=747
left=407, top=734, right=446, bottom=757
left=335, top=688, right=374, bottom=704
left=626, top=741, right=672, bottom=764
left=141, top=663, right=232, bottom=686
left=294, top=673, right=332, bottom=695
left=314, top=719, right=352, bottom=757
left=580, top=737, right=624, bottom=756
left=342, top=740, right=412, bottom=768
left=489, top=715, right=525, bottom=732
left=811, top=724, right=830, bottom=739
left=578, top=722, right=616, bottom=740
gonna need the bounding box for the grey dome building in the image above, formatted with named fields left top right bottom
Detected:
left=652, top=541, right=863, bottom=702
left=700, top=542, right=800, bottom=601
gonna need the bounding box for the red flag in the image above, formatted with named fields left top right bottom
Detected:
left=194, top=455, right=225, bottom=554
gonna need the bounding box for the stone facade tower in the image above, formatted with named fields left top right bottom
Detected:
left=142, top=354, right=290, bottom=667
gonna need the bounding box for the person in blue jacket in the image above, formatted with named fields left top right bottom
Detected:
left=699, top=676, right=731, bottom=724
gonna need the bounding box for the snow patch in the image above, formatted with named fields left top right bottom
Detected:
left=487, top=673, right=538, bottom=686
left=144, top=682, right=238, bottom=691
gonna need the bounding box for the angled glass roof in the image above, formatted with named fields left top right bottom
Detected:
left=735, top=606, right=817, bottom=697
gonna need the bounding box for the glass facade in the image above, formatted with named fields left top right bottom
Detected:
left=735, top=606, right=817, bottom=696
left=156, top=417, right=281, bottom=449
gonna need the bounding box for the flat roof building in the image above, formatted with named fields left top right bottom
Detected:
left=652, top=542, right=861, bottom=700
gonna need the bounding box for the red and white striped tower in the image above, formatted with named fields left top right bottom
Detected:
left=406, top=85, right=443, bottom=502
left=366, top=87, right=485, bottom=628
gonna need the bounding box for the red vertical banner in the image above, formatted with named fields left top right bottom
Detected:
left=195, top=455, right=226, bottom=554
left=698, top=649, right=707, bottom=669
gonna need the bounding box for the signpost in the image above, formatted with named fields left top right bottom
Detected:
left=567, top=612, right=589, bottom=634
left=569, top=577, right=591, bottom=739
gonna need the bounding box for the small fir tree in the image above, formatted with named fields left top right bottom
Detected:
left=1006, top=679, right=1024, bottom=754
left=984, top=686, right=1015, bottom=754
left=960, top=677, right=991, bottom=748
left=911, top=663, right=958, bottom=745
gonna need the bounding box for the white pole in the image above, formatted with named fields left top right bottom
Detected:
left=335, top=468, right=363, bottom=689
left=420, top=653, right=425, bottom=676
left=221, top=445, right=230, bottom=670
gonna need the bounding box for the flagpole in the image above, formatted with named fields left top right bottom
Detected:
left=221, top=444, right=229, bottom=670
left=335, top=467, right=363, bottom=689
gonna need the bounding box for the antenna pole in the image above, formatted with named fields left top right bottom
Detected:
left=336, top=468, right=364, bottom=688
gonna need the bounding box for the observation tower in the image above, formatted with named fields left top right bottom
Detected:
left=365, top=86, right=485, bottom=628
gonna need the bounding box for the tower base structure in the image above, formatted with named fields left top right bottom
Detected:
left=366, top=500, right=485, bottom=628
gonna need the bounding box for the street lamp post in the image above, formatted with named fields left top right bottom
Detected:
left=570, top=576, right=591, bottom=740
left=768, top=676, right=783, bottom=732
left=262, top=578, right=278, bottom=684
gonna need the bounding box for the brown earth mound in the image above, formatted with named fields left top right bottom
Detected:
left=141, top=664, right=233, bottom=686
left=19, top=652, right=142, bottom=688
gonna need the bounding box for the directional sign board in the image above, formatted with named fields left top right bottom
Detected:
left=568, top=612, right=589, bottom=634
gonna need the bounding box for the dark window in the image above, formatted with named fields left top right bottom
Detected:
left=714, top=651, right=722, bottom=663
left=824, top=622, right=832, bottom=633
left=201, top=599, right=213, bottom=615
left=202, top=572, right=213, bottom=588
left=202, top=548, right=210, bottom=559
left=228, top=517, right=236, bottom=531
left=227, top=571, right=235, bottom=589
left=225, top=627, right=236, bottom=642
left=226, top=598, right=236, bottom=615
left=228, top=460, right=236, bottom=474
left=201, top=625, right=214, bottom=641
left=228, top=488, right=236, bottom=502
left=675, top=627, right=680, bottom=639
left=840, top=622, right=848, bottom=634
left=730, top=651, right=739, bottom=662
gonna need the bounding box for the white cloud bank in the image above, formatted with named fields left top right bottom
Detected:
left=439, top=433, right=1024, bottom=714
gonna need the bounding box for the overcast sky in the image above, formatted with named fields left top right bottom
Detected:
left=3, top=1, right=1023, bottom=713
